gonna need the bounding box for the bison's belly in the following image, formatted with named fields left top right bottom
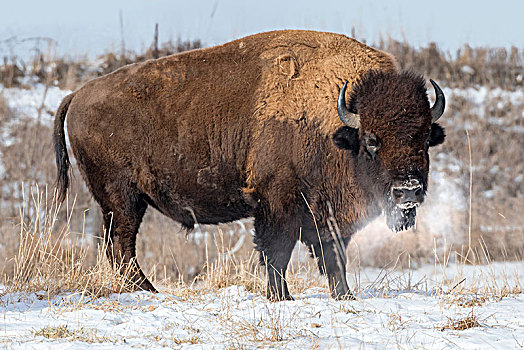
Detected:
left=144, top=164, right=254, bottom=228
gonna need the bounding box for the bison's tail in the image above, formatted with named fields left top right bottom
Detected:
left=53, top=93, right=75, bottom=204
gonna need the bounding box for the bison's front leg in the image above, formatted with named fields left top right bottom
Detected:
left=309, top=236, right=355, bottom=300
left=253, top=218, right=297, bottom=301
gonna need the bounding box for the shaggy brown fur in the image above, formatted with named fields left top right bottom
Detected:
left=53, top=30, right=445, bottom=300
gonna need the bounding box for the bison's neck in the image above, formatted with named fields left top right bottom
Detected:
left=283, top=124, right=381, bottom=235
left=246, top=118, right=379, bottom=234
left=315, top=145, right=381, bottom=234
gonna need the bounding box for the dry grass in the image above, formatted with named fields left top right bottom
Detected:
left=0, top=36, right=201, bottom=90
left=32, top=325, right=114, bottom=343
left=220, top=302, right=306, bottom=346
left=33, top=325, right=74, bottom=339
left=171, top=334, right=201, bottom=345
left=2, top=186, right=129, bottom=298
left=454, top=295, right=488, bottom=308
left=440, top=312, right=482, bottom=331
left=2, top=186, right=520, bottom=304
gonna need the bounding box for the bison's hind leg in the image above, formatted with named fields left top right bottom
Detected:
left=100, top=191, right=156, bottom=293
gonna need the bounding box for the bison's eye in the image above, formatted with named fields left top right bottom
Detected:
left=364, top=133, right=381, bottom=159
left=367, top=141, right=379, bottom=152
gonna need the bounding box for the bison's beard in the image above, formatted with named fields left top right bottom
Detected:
left=386, top=206, right=417, bottom=232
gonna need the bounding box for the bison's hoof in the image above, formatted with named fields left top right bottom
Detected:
left=136, top=280, right=158, bottom=293
left=267, top=292, right=295, bottom=302
left=121, top=280, right=158, bottom=293
left=141, top=284, right=159, bottom=293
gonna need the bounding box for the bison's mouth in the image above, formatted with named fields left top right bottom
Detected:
left=383, top=177, right=424, bottom=232
left=385, top=205, right=418, bottom=232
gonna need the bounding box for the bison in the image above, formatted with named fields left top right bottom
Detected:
left=53, top=30, right=446, bottom=300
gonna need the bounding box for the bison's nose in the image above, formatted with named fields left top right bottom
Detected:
left=391, top=179, right=423, bottom=209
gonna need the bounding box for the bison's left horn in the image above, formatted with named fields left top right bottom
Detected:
left=337, top=81, right=360, bottom=129
left=429, top=79, right=445, bottom=123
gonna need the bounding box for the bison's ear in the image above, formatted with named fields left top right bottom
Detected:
left=429, top=123, right=445, bottom=147
left=333, top=126, right=359, bottom=154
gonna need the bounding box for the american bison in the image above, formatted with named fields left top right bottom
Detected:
left=53, top=30, right=445, bottom=300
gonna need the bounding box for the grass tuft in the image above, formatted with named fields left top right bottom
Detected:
left=33, top=325, right=113, bottom=343
left=440, top=312, right=482, bottom=331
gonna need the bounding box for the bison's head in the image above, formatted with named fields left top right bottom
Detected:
left=332, top=71, right=446, bottom=232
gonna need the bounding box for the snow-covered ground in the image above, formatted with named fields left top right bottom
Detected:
left=1, top=262, right=523, bottom=349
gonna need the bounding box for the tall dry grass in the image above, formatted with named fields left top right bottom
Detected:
left=2, top=186, right=123, bottom=297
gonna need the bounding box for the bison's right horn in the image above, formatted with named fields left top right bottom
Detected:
left=337, top=81, right=360, bottom=129
left=429, top=79, right=445, bottom=123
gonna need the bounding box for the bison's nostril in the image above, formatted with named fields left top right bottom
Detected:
left=392, top=188, right=404, bottom=199
left=392, top=183, right=423, bottom=205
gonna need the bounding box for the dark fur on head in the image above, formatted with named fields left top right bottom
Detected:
left=332, top=126, right=359, bottom=154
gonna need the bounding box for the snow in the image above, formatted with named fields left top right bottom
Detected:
left=443, top=86, right=524, bottom=107
left=0, top=84, right=71, bottom=150
left=1, top=84, right=71, bottom=122
left=439, top=86, right=523, bottom=130
left=460, top=65, right=475, bottom=75
left=1, top=262, right=523, bottom=349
